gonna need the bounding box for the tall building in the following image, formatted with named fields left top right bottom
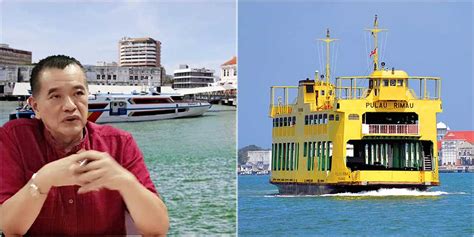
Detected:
left=219, top=56, right=237, bottom=86
left=440, top=131, right=474, bottom=166
left=119, top=37, right=161, bottom=67
left=0, top=44, right=32, bottom=65
left=173, top=64, right=215, bottom=89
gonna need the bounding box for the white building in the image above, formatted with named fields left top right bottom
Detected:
left=119, top=37, right=161, bottom=68
left=440, top=131, right=474, bottom=166
left=219, top=56, right=237, bottom=86
left=173, top=64, right=215, bottom=89
left=247, top=150, right=272, bottom=171
left=437, top=122, right=450, bottom=141
left=0, top=64, right=161, bottom=97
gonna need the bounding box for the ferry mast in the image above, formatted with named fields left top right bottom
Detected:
left=366, top=14, right=387, bottom=71
left=317, top=29, right=337, bottom=109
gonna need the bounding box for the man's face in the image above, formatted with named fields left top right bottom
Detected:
left=29, top=64, right=88, bottom=142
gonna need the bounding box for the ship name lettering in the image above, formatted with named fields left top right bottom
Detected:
left=365, top=102, right=387, bottom=108
left=393, top=102, right=414, bottom=108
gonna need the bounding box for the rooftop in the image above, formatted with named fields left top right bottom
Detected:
left=222, top=56, right=237, bottom=66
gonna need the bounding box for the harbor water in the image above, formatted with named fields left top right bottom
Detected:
left=0, top=101, right=237, bottom=235
left=238, top=173, right=473, bottom=236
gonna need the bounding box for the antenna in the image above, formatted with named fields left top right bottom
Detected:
left=317, top=28, right=338, bottom=85
left=365, top=15, right=387, bottom=71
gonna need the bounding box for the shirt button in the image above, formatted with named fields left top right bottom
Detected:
left=69, top=199, right=74, bottom=204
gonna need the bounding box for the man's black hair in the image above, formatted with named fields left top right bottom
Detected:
left=30, top=55, right=85, bottom=96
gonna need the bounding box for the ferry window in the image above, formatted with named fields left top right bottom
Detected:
left=306, top=85, right=314, bottom=93
left=335, top=115, right=340, bottom=121
left=323, top=114, right=328, bottom=124
left=329, top=114, right=334, bottom=121
left=292, top=116, right=296, bottom=125
left=278, top=143, right=282, bottom=170
left=288, top=117, right=292, bottom=126
left=273, top=119, right=276, bottom=127
left=305, top=115, right=308, bottom=125
left=390, top=80, right=396, bottom=86
left=313, top=115, right=318, bottom=124
left=309, top=115, right=314, bottom=125
left=272, top=144, right=275, bottom=170
left=307, top=142, right=312, bottom=171
left=286, top=143, right=290, bottom=170
left=321, top=90, right=325, bottom=96
left=279, top=118, right=283, bottom=127
left=304, top=142, right=307, bottom=157
left=318, top=114, right=323, bottom=124
left=383, top=80, right=389, bottom=86
left=398, top=80, right=403, bottom=86
left=284, top=117, right=288, bottom=126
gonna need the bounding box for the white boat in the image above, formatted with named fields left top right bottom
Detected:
left=10, top=93, right=211, bottom=123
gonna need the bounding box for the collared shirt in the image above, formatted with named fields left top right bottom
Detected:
left=0, top=119, right=158, bottom=235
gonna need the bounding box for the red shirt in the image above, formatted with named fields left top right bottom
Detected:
left=0, top=119, right=158, bottom=235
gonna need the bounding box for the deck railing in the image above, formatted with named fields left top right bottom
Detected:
left=362, top=124, right=419, bottom=135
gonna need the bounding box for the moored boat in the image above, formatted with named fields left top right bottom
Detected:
left=10, top=92, right=211, bottom=123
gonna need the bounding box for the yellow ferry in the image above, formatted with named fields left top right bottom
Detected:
left=269, top=16, right=441, bottom=194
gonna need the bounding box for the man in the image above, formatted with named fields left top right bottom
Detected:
left=0, top=55, right=169, bottom=235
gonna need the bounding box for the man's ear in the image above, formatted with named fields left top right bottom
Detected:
left=28, top=96, right=41, bottom=119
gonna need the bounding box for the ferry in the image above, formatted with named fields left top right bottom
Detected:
left=269, top=16, right=442, bottom=194
left=10, top=92, right=211, bottom=123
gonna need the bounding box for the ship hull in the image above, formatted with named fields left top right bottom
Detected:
left=270, top=182, right=435, bottom=195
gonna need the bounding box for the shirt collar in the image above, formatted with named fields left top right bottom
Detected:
left=42, top=121, right=90, bottom=156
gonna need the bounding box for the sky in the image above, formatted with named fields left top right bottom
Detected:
left=238, top=1, right=473, bottom=148
left=0, top=0, right=236, bottom=74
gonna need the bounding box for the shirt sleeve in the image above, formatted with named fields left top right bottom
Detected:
left=120, top=134, right=159, bottom=196
left=0, top=126, right=27, bottom=204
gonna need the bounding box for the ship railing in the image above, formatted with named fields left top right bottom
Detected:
left=269, top=86, right=298, bottom=117
left=335, top=76, right=441, bottom=100
left=269, top=105, right=294, bottom=116
left=362, top=124, right=419, bottom=135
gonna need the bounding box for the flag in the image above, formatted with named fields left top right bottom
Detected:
left=369, top=48, right=377, bottom=57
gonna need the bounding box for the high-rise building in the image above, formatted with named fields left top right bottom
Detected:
left=119, top=37, right=161, bottom=67
left=0, top=44, right=32, bottom=65
left=173, top=64, right=215, bottom=88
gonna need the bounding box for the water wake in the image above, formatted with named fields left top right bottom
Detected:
left=264, top=189, right=467, bottom=198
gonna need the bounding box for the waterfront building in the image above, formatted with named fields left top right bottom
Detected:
left=437, top=122, right=450, bottom=141
left=247, top=150, right=272, bottom=171
left=219, top=56, right=237, bottom=86
left=0, top=65, right=34, bottom=96
left=0, top=44, right=32, bottom=65
left=0, top=64, right=161, bottom=97
left=84, top=65, right=161, bottom=87
left=440, top=131, right=474, bottom=166
left=173, top=64, right=215, bottom=89
left=119, top=37, right=161, bottom=67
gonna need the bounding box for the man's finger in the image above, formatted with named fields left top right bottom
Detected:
left=73, top=158, right=107, bottom=174
left=77, top=178, right=105, bottom=194
left=76, top=168, right=104, bottom=185
left=71, top=150, right=107, bottom=163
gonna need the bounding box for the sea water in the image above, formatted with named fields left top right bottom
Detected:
left=238, top=173, right=473, bottom=236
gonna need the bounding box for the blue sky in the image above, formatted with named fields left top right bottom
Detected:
left=0, top=0, right=236, bottom=74
left=238, top=1, right=473, bottom=148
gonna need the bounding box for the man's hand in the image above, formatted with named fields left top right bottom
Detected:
left=71, top=150, right=137, bottom=194
left=35, top=152, right=89, bottom=193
